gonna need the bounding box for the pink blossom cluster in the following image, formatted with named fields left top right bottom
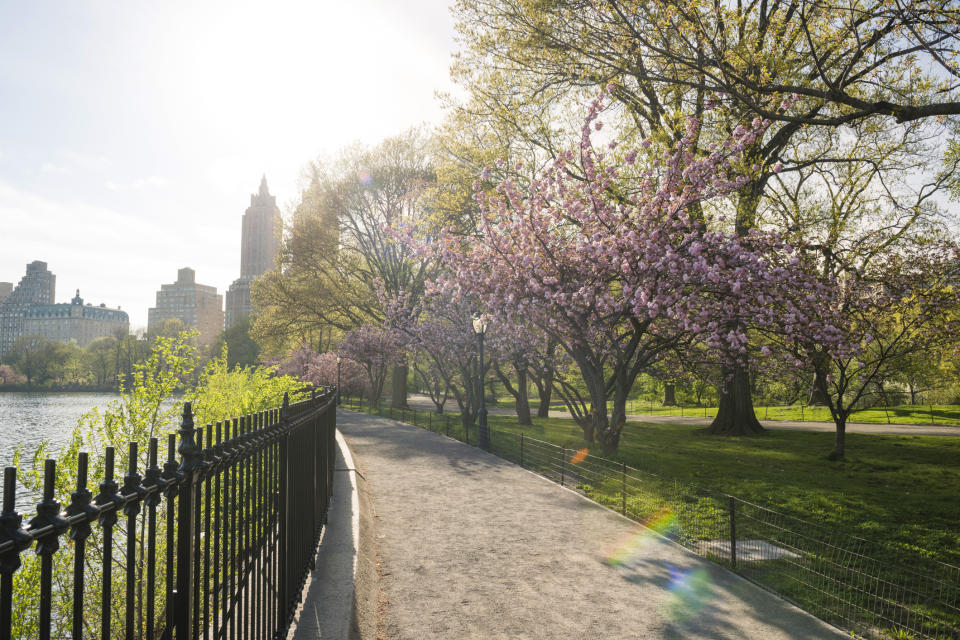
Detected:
left=338, top=325, right=407, bottom=370
left=303, top=352, right=368, bottom=395
left=432, top=96, right=845, bottom=370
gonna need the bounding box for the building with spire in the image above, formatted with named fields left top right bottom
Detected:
left=225, top=175, right=282, bottom=329
left=147, top=267, right=224, bottom=347
left=0, top=261, right=128, bottom=357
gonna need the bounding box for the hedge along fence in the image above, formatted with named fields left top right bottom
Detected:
left=343, top=398, right=960, bottom=640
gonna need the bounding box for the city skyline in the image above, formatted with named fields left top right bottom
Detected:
left=0, top=1, right=458, bottom=329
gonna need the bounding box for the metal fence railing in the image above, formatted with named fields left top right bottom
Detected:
left=0, top=389, right=336, bottom=640
left=344, top=398, right=960, bottom=640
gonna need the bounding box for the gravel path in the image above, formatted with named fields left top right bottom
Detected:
left=339, top=409, right=846, bottom=639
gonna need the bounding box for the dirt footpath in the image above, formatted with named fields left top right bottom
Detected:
left=338, top=410, right=846, bottom=639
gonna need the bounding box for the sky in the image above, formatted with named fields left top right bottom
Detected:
left=0, top=0, right=459, bottom=329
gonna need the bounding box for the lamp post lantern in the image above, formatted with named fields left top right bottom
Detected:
left=472, top=312, right=490, bottom=450
left=336, top=355, right=342, bottom=405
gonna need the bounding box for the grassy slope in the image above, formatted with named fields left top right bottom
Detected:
left=484, top=413, right=960, bottom=566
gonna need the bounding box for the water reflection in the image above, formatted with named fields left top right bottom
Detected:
left=0, top=392, right=121, bottom=469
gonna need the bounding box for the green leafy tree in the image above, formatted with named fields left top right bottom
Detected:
left=253, top=130, right=437, bottom=407
left=84, top=336, right=118, bottom=386
left=5, top=335, right=70, bottom=385
left=212, top=316, right=261, bottom=369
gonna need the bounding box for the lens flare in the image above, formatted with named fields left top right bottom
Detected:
left=357, top=170, right=373, bottom=185
left=605, top=507, right=677, bottom=566
left=665, top=566, right=714, bottom=621
left=605, top=506, right=716, bottom=624
left=569, top=448, right=589, bottom=465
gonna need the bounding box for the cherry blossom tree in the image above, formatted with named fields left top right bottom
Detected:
left=302, top=352, right=368, bottom=397
left=434, top=96, right=843, bottom=452
left=392, top=292, right=489, bottom=429
left=338, top=325, right=407, bottom=408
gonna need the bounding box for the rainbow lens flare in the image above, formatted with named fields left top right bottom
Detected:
left=664, top=566, right=714, bottom=621
left=606, top=507, right=677, bottom=566
left=605, top=507, right=716, bottom=624
left=357, top=170, right=373, bottom=185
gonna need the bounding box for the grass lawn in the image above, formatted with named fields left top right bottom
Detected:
left=491, top=397, right=960, bottom=425
left=482, top=411, right=960, bottom=566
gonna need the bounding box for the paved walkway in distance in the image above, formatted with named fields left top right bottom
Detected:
left=398, top=394, right=960, bottom=436
left=339, top=409, right=847, bottom=639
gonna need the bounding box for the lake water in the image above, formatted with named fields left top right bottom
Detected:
left=0, top=392, right=122, bottom=470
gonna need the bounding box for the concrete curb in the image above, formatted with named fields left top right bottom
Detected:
left=288, top=429, right=361, bottom=639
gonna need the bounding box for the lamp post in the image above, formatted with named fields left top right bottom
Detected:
left=336, top=355, right=342, bottom=405
left=472, top=312, right=490, bottom=450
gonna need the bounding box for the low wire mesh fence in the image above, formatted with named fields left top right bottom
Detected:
left=342, top=397, right=960, bottom=640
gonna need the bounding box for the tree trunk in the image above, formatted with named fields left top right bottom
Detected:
left=828, top=416, right=846, bottom=460
left=536, top=379, right=552, bottom=418
left=808, top=371, right=829, bottom=405
left=597, top=385, right=628, bottom=454
left=390, top=364, right=408, bottom=408
left=515, top=367, right=532, bottom=425
left=708, top=365, right=765, bottom=435
left=663, top=382, right=676, bottom=406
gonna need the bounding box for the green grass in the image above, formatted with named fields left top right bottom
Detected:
left=483, top=412, right=960, bottom=564
left=490, top=397, right=960, bottom=425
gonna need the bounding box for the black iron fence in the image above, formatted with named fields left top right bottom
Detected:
left=0, top=389, right=336, bottom=640
left=344, top=398, right=960, bottom=640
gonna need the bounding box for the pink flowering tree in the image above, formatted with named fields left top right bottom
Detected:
left=338, top=324, right=407, bottom=408
left=302, top=352, right=368, bottom=396
left=486, top=320, right=557, bottom=426
left=391, top=291, right=490, bottom=428
left=269, top=345, right=321, bottom=379
left=433, top=96, right=842, bottom=453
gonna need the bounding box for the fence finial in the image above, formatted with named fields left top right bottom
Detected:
left=280, top=392, right=290, bottom=423
left=177, top=401, right=202, bottom=473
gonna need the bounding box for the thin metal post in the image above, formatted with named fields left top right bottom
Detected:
left=520, top=433, right=524, bottom=468
left=729, top=496, right=737, bottom=570
left=478, top=331, right=489, bottom=450
left=621, top=461, right=627, bottom=515
left=560, top=446, right=565, bottom=486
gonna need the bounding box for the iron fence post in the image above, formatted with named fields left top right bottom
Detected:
left=175, top=403, right=203, bottom=640
left=520, top=433, right=524, bottom=468
left=278, top=393, right=291, bottom=631
left=729, top=496, right=737, bottom=570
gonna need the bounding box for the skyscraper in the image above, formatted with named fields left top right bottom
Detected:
left=0, top=261, right=56, bottom=357
left=147, top=267, right=224, bottom=347
left=225, top=175, right=282, bottom=329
